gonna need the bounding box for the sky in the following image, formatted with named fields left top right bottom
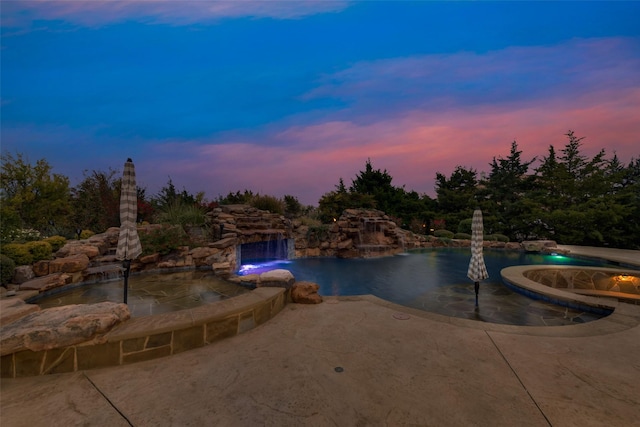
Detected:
left=2, top=1, right=639, bottom=206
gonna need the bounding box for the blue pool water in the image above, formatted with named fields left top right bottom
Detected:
left=239, top=248, right=622, bottom=325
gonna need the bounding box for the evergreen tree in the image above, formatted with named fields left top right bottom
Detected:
left=435, top=166, right=478, bottom=231
left=482, top=141, right=537, bottom=240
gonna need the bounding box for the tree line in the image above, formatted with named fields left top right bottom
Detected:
left=318, top=131, right=639, bottom=249
left=2, top=131, right=639, bottom=249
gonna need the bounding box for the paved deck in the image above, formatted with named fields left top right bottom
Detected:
left=1, top=246, right=639, bottom=426
left=556, top=245, right=640, bottom=268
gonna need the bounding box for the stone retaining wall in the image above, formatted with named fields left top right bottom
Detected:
left=523, top=268, right=640, bottom=299
left=1, top=287, right=287, bottom=378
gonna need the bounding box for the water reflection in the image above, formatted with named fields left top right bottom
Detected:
left=240, top=248, right=620, bottom=326
left=33, top=270, right=251, bottom=318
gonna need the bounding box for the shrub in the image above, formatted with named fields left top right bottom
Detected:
left=457, top=219, right=472, bottom=234
left=306, top=224, right=331, bottom=243
left=433, top=229, right=454, bottom=239
left=299, top=216, right=322, bottom=227
left=490, top=233, right=510, bottom=243
left=3, top=228, right=42, bottom=243
left=26, top=241, right=53, bottom=262
left=250, top=195, right=284, bottom=215
left=0, top=254, right=15, bottom=286
left=139, top=225, right=191, bottom=256
left=44, top=235, right=67, bottom=252
left=484, top=234, right=497, bottom=241
left=453, top=232, right=471, bottom=240
left=156, top=201, right=207, bottom=229
left=1, top=243, right=33, bottom=265
left=80, top=229, right=95, bottom=239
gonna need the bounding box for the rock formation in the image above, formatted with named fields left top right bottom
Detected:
left=0, top=302, right=130, bottom=355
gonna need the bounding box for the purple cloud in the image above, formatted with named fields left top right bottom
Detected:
left=2, top=0, right=351, bottom=29
left=304, top=37, right=640, bottom=114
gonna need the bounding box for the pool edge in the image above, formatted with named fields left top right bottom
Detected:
left=1, top=287, right=288, bottom=378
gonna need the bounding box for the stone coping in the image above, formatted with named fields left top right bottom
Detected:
left=501, top=265, right=639, bottom=308
left=1, top=287, right=287, bottom=378
left=353, top=291, right=640, bottom=338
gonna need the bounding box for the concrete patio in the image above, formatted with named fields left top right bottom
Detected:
left=1, top=246, right=639, bottom=426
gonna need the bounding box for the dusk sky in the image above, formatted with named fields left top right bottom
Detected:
left=2, top=1, right=639, bottom=206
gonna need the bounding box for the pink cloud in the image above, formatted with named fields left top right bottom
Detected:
left=143, top=85, right=639, bottom=205
left=2, top=0, right=351, bottom=28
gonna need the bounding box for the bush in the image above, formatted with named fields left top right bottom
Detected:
left=484, top=234, right=497, bottom=241
left=453, top=232, right=471, bottom=240
left=1, top=254, right=15, bottom=286
left=457, top=219, right=472, bottom=234
left=250, top=195, right=284, bottom=215
left=489, top=233, right=510, bottom=243
left=156, top=202, right=207, bottom=229
left=2, top=228, right=42, bottom=243
left=433, top=229, right=454, bottom=239
left=1, top=243, right=33, bottom=265
left=139, top=225, right=191, bottom=256
left=80, top=229, right=95, bottom=239
left=299, top=216, right=322, bottom=227
left=26, top=241, right=53, bottom=262
left=44, top=235, right=67, bottom=252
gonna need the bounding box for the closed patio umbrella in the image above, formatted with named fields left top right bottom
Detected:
left=115, top=158, right=142, bottom=304
left=467, top=209, right=489, bottom=307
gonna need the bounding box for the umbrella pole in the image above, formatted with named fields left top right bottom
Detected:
left=474, top=281, right=479, bottom=307
left=123, top=259, right=131, bottom=304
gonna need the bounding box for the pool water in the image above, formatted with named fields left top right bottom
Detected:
left=240, top=248, right=621, bottom=326
left=32, top=270, right=251, bottom=317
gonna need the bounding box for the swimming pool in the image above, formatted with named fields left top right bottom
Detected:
left=31, top=270, right=251, bottom=317
left=240, top=248, right=622, bottom=325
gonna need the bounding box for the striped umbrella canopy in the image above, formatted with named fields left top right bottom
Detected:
left=467, top=209, right=488, bottom=307
left=115, top=158, right=142, bottom=303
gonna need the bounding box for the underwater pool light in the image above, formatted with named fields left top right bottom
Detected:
left=238, top=260, right=291, bottom=276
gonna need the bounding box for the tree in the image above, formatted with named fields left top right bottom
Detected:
left=529, top=131, right=638, bottom=247
left=318, top=178, right=359, bottom=223
left=435, top=165, right=479, bottom=230
left=71, top=168, right=120, bottom=233
left=0, top=152, right=72, bottom=237
left=481, top=141, right=537, bottom=240
left=216, top=189, right=256, bottom=205
left=350, top=158, right=398, bottom=214
left=607, top=157, right=640, bottom=248
left=283, top=195, right=303, bottom=218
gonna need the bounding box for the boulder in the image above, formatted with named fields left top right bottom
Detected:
left=209, top=237, right=237, bottom=249
left=191, top=247, right=218, bottom=267
left=49, top=254, right=90, bottom=274
left=212, top=262, right=232, bottom=277
left=0, top=302, right=130, bottom=355
left=139, top=253, right=160, bottom=264
left=522, top=240, right=557, bottom=253
left=56, top=242, right=100, bottom=258
left=19, top=273, right=73, bottom=292
left=32, top=260, right=51, bottom=277
left=228, top=274, right=259, bottom=288
left=258, top=269, right=295, bottom=288
left=12, top=265, right=35, bottom=284
left=337, top=239, right=353, bottom=250
left=0, top=298, right=40, bottom=327
left=291, top=281, right=323, bottom=304
left=190, top=246, right=216, bottom=259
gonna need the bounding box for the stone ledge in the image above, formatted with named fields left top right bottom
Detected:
left=501, top=265, right=639, bottom=314
left=106, top=287, right=283, bottom=341
left=0, top=298, right=41, bottom=327
left=0, top=287, right=287, bottom=378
